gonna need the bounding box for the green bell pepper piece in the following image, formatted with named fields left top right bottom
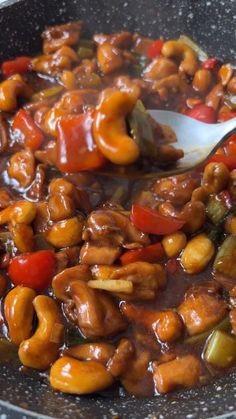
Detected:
left=204, top=330, right=236, bottom=368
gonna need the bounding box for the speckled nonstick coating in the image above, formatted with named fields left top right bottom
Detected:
left=0, top=0, right=236, bottom=418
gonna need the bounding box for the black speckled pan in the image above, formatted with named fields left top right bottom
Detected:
left=0, top=0, right=236, bottom=418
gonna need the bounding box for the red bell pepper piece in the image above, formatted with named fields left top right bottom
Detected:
left=131, top=204, right=185, bottom=235
left=208, top=154, right=236, bottom=170
left=57, top=112, right=106, bottom=172
left=226, top=141, right=236, bottom=156
left=13, top=109, right=44, bottom=150
left=148, top=39, right=164, bottom=59
left=201, top=57, right=218, bottom=70
left=2, top=56, right=32, bottom=77
left=120, top=242, right=165, bottom=265
left=8, top=250, right=56, bottom=291
left=218, top=111, right=236, bottom=122
left=186, top=104, right=216, bottom=123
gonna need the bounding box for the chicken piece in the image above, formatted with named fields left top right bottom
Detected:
left=143, top=57, right=178, bottom=81
left=121, top=350, right=153, bottom=396
left=65, top=172, right=103, bottom=209
left=0, top=188, right=13, bottom=209
left=0, top=114, right=9, bottom=154
left=93, top=31, right=133, bottom=48
left=8, top=149, right=35, bottom=188
left=114, top=75, right=142, bottom=99
left=64, top=280, right=126, bottom=338
left=121, top=302, right=182, bottom=342
left=54, top=89, right=98, bottom=114
left=34, top=202, right=50, bottom=234
left=42, top=21, right=82, bottom=54
left=43, top=89, right=98, bottom=137
left=107, top=339, right=134, bottom=377
left=154, top=173, right=199, bottom=206
left=55, top=246, right=81, bottom=273
left=91, top=262, right=166, bottom=300
left=154, top=145, right=184, bottom=165
left=133, top=34, right=153, bottom=56
left=32, top=46, right=78, bottom=76
left=72, top=61, right=101, bottom=88
left=52, top=265, right=92, bottom=301
left=48, top=177, right=91, bottom=214
left=230, top=308, right=236, bottom=336
left=153, top=355, right=201, bottom=394
left=178, top=285, right=227, bottom=336
left=80, top=242, right=121, bottom=265
left=134, top=330, right=161, bottom=352
left=82, top=209, right=150, bottom=248
left=97, top=43, right=124, bottom=75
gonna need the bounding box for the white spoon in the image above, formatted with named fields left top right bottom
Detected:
left=148, top=110, right=236, bottom=178
left=98, top=111, right=236, bottom=179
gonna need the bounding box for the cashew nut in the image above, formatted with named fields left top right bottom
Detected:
left=48, top=178, right=75, bottom=196
left=48, top=193, right=75, bottom=222
left=161, top=40, right=198, bottom=75
left=202, top=162, right=230, bottom=194
left=4, top=286, right=36, bottom=345
left=0, top=79, right=32, bottom=112
left=10, top=223, right=34, bottom=252
left=93, top=89, right=140, bottom=165
left=50, top=356, right=114, bottom=394
left=64, top=342, right=115, bottom=364
left=0, top=201, right=36, bottom=225
left=218, top=63, right=233, bottom=86
left=107, top=338, right=134, bottom=377
left=18, top=295, right=64, bottom=369
left=205, top=83, right=224, bottom=111
left=8, top=149, right=35, bottom=188
left=52, top=264, right=92, bottom=301
left=44, top=216, right=83, bottom=248
left=192, top=69, right=212, bottom=93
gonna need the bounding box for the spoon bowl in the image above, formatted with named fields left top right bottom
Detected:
left=99, top=111, right=236, bottom=179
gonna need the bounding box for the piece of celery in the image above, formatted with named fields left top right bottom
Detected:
left=206, top=195, right=229, bottom=225
left=213, top=235, right=236, bottom=278
left=204, top=330, right=236, bottom=368
left=77, top=46, right=94, bottom=59
left=79, top=39, right=95, bottom=49
left=32, top=85, right=63, bottom=102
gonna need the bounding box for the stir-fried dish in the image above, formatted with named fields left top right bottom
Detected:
left=0, top=21, right=236, bottom=397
